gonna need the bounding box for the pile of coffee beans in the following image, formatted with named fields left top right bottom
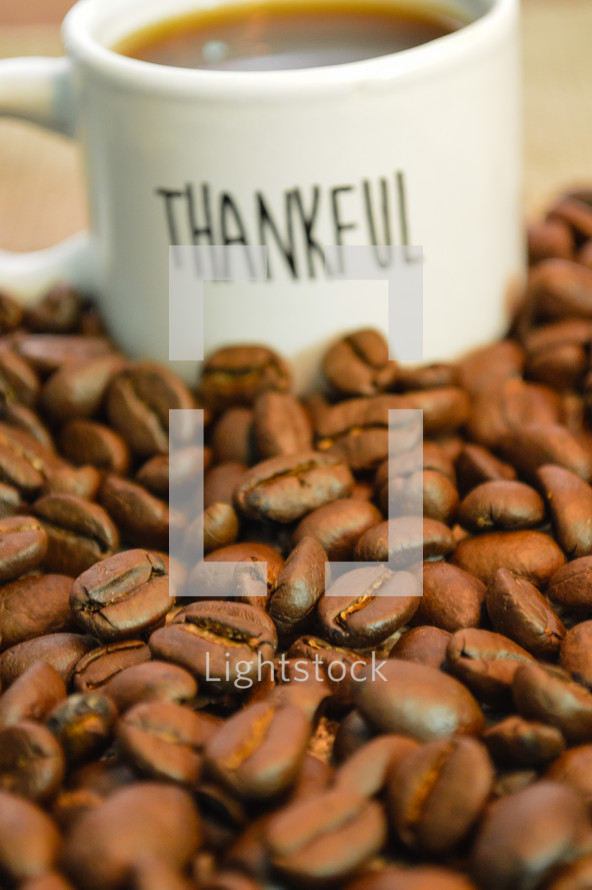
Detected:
left=3, top=190, right=592, bottom=890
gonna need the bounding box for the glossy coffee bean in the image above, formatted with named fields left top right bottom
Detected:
left=513, top=662, right=592, bottom=744
left=287, top=636, right=369, bottom=706
left=538, top=463, right=592, bottom=557
left=293, top=498, right=382, bottom=560
left=0, top=790, right=61, bottom=882
left=346, top=866, right=479, bottom=890
left=317, top=565, right=419, bottom=649
left=500, top=422, right=592, bottom=482
left=253, top=391, right=313, bottom=457
left=0, top=662, right=66, bottom=729
left=200, top=345, right=291, bottom=412
left=33, top=494, right=119, bottom=576
left=105, top=660, right=197, bottom=712
left=0, top=720, right=65, bottom=802
left=528, top=258, right=592, bottom=321
left=268, top=536, right=326, bottom=637
left=446, top=628, right=534, bottom=704
left=353, top=659, right=485, bottom=741
left=266, top=789, right=387, bottom=885
left=486, top=567, right=565, bottom=657
left=335, top=734, right=419, bottom=798
left=388, top=736, right=493, bottom=854
left=0, top=573, right=75, bottom=651
left=205, top=700, right=311, bottom=799
left=25, top=284, right=81, bottom=333
left=211, top=410, right=254, bottom=465
left=64, top=783, right=202, bottom=890
left=417, top=562, right=485, bottom=632
left=390, top=626, right=452, bottom=670
left=70, top=549, right=171, bottom=642
left=99, top=474, right=172, bottom=550
left=560, top=621, right=592, bottom=689
left=452, top=529, right=565, bottom=586
left=0, top=345, right=40, bottom=406
left=547, top=746, right=592, bottom=815
left=0, top=290, right=23, bottom=333
left=483, top=715, right=565, bottom=767
left=0, top=633, right=94, bottom=687
left=204, top=462, right=248, bottom=508
left=73, top=640, right=150, bottom=692
left=545, top=856, right=592, bottom=890
left=189, top=542, right=284, bottom=602
left=149, top=601, right=277, bottom=690
left=457, top=480, right=545, bottom=532
left=117, top=701, right=212, bottom=784
left=354, top=517, right=455, bottom=566
left=0, top=515, right=47, bottom=582
left=235, top=450, right=354, bottom=523
left=59, top=419, right=131, bottom=475
left=42, top=355, right=127, bottom=421
left=548, top=555, right=592, bottom=609
left=15, top=334, right=113, bottom=374
left=322, top=329, right=398, bottom=396
left=456, top=443, right=517, bottom=494
left=471, top=781, right=589, bottom=890
left=47, top=693, right=117, bottom=762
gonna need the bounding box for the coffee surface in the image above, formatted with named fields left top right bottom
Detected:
left=114, top=2, right=463, bottom=71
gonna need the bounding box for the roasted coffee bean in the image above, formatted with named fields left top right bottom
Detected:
left=0, top=663, right=66, bottom=729
left=0, top=345, right=40, bottom=406
left=322, top=329, right=398, bottom=396
left=268, top=536, right=326, bottom=637
left=0, top=573, right=75, bottom=651
left=287, top=636, right=369, bottom=707
left=388, top=736, right=493, bottom=854
left=353, top=659, right=484, bottom=741
left=235, top=450, right=354, bottom=523
left=63, top=783, right=202, bottom=890
left=547, top=746, right=592, bottom=815
left=198, top=502, right=240, bottom=553
left=483, top=716, right=565, bottom=767
left=188, top=542, right=284, bottom=602
left=456, top=444, right=517, bottom=495
left=458, top=340, right=525, bottom=397
left=560, top=622, right=592, bottom=689
left=24, top=284, right=81, bottom=333
left=33, top=494, right=119, bottom=576
left=0, top=441, right=45, bottom=495
left=528, top=219, right=574, bottom=264
left=0, top=290, right=23, bottom=333
left=59, top=419, right=131, bottom=475
left=2, top=402, right=54, bottom=452
left=486, top=567, right=565, bottom=657
left=332, top=710, right=375, bottom=763
left=42, top=464, right=101, bottom=500
left=253, top=391, right=313, bottom=458
left=263, top=662, right=331, bottom=721
left=42, top=355, right=127, bottom=421
left=292, top=498, right=382, bottom=560
left=99, top=474, right=173, bottom=550
left=266, top=788, right=386, bottom=884
left=547, top=556, right=592, bottom=609
left=513, top=662, right=592, bottom=744
left=528, top=258, right=592, bottom=321
left=467, top=379, right=562, bottom=451
left=346, top=866, right=479, bottom=890
left=15, top=335, right=113, bottom=374
left=73, top=640, right=150, bottom=692
left=0, top=479, right=24, bottom=516
left=47, top=692, right=116, bottom=763
left=355, top=517, right=455, bottom=564
left=316, top=565, right=419, bottom=649
left=211, top=409, right=255, bottom=465
left=204, top=462, right=248, bottom=508
left=499, top=422, right=592, bottom=482
left=70, top=549, right=171, bottom=642
left=0, top=720, right=65, bottom=802
left=0, top=790, right=60, bottom=882
left=526, top=337, right=590, bottom=391
left=200, top=345, right=291, bottom=412
left=457, top=480, right=545, bottom=532
left=107, top=361, right=196, bottom=456
left=417, top=562, right=485, bottom=632
left=335, top=734, right=419, bottom=798
left=471, top=781, right=589, bottom=890
left=446, top=628, right=534, bottom=704
left=117, top=701, right=212, bottom=784
left=537, top=463, right=592, bottom=557
left=451, top=529, right=565, bottom=586
left=0, top=633, right=94, bottom=687
left=105, top=661, right=197, bottom=712
left=314, top=394, right=408, bottom=471
left=548, top=195, right=592, bottom=242
left=0, top=516, right=47, bottom=582
left=134, top=454, right=169, bottom=499
left=149, top=601, right=277, bottom=690
left=20, top=874, right=76, bottom=890
left=205, top=700, right=311, bottom=799
left=546, top=856, right=592, bottom=890
left=390, top=626, right=452, bottom=669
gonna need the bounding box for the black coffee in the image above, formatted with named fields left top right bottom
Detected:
left=114, top=2, right=465, bottom=72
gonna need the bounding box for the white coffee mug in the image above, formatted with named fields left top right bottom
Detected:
left=0, top=0, right=522, bottom=388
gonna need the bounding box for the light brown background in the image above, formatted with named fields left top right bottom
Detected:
left=0, top=0, right=590, bottom=252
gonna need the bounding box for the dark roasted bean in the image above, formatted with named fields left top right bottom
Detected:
left=70, top=549, right=171, bottom=642
left=546, top=856, right=592, bottom=890
left=317, top=565, right=419, bottom=648
left=513, top=662, right=592, bottom=744
left=189, top=542, right=284, bottom=602
left=417, top=562, right=485, bottom=632
left=322, top=329, right=398, bottom=396
left=452, top=529, right=565, bottom=586
left=335, top=734, right=419, bottom=798
left=200, top=345, right=291, bottom=411
left=355, top=517, right=455, bottom=564
left=457, top=480, right=545, bottom=532
left=204, top=462, right=247, bottom=508
left=292, top=498, right=382, bottom=560
left=33, top=493, right=119, bottom=577
left=268, top=536, right=326, bottom=636
left=253, top=391, right=313, bottom=457
left=0, top=663, right=66, bottom=729
left=560, top=622, right=592, bottom=689
left=0, top=516, right=47, bottom=582
left=266, top=789, right=386, bottom=885
left=73, top=640, right=150, bottom=692
left=483, top=715, right=565, bottom=767
left=499, top=423, right=592, bottom=482
left=149, top=601, right=277, bottom=690
left=528, top=258, right=592, bottom=321
left=211, top=409, right=255, bottom=464
left=0, top=290, right=23, bottom=333
left=0, top=720, right=65, bottom=802
left=42, top=355, right=127, bottom=421
left=446, top=628, right=535, bottom=704
left=0, top=633, right=94, bottom=687
left=486, top=567, right=565, bottom=657
left=346, top=866, right=479, bottom=890
left=0, top=573, right=75, bottom=651
left=47, top=693, right=117, bottom=762
left=388, top=736, right=493, bottom=854
left=104, top=660, right=197, bottom=711
left=235, top=450, right=354, bottom=523
left=25, top=284, right=81, bottom=333
left=99, top=474, right=172, bottom=550
left=547, top=556, right=592, bottom=609
left=471, top=781, right=589, bottom=890
left=59, top=419, right=131, bottom=474
left=547, top=746, right=592, bottom=816
left=0, top=345, right=40, bottom=406
left=390, top=626, right=452, bottom=669
left=353, top=659, right=485, bottom=741
left=528, top=219, right=574, bottom=264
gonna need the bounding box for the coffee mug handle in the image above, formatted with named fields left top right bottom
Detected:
left=0, top=56, right=96, bottom=304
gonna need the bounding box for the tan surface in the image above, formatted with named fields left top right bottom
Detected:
left=0, top=1, right=591, bottom=252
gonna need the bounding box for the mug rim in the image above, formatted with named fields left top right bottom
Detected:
left=63, top=0, right=518, bottom=96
